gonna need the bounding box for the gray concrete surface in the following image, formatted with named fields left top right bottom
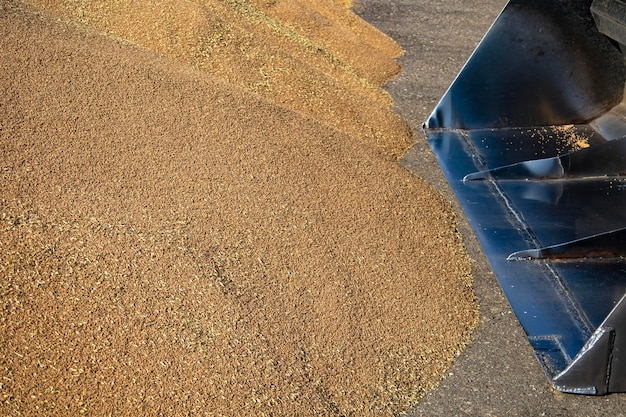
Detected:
left=354, top=1, right=626, bottom=416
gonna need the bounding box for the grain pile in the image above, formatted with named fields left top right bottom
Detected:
left=0, top=0, right=479, bottom=415
left=25, top=0, right=412, bottom=158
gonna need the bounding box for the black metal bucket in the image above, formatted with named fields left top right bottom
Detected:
left=424, top=0, right=626, bottom=394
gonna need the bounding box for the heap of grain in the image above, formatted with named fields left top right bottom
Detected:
left=0, top=0, right=478, bottom=415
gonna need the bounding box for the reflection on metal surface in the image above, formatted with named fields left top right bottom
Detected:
left=424, top=0, right=626, bottom=394
left=464, top=136, right=626, bottom=181
left=508, top=227, right=626, bottom=261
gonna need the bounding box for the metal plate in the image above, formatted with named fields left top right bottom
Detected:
left=424, top=0, right=626, bottom=394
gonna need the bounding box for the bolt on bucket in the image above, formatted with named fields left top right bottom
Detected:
left=424, top=0, right=626, bottom=394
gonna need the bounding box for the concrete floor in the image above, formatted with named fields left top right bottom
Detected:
left=355, top=1, right=626, bottom=415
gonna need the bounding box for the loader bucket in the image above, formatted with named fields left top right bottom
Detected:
left=423, top=0, right=626, bottom=394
